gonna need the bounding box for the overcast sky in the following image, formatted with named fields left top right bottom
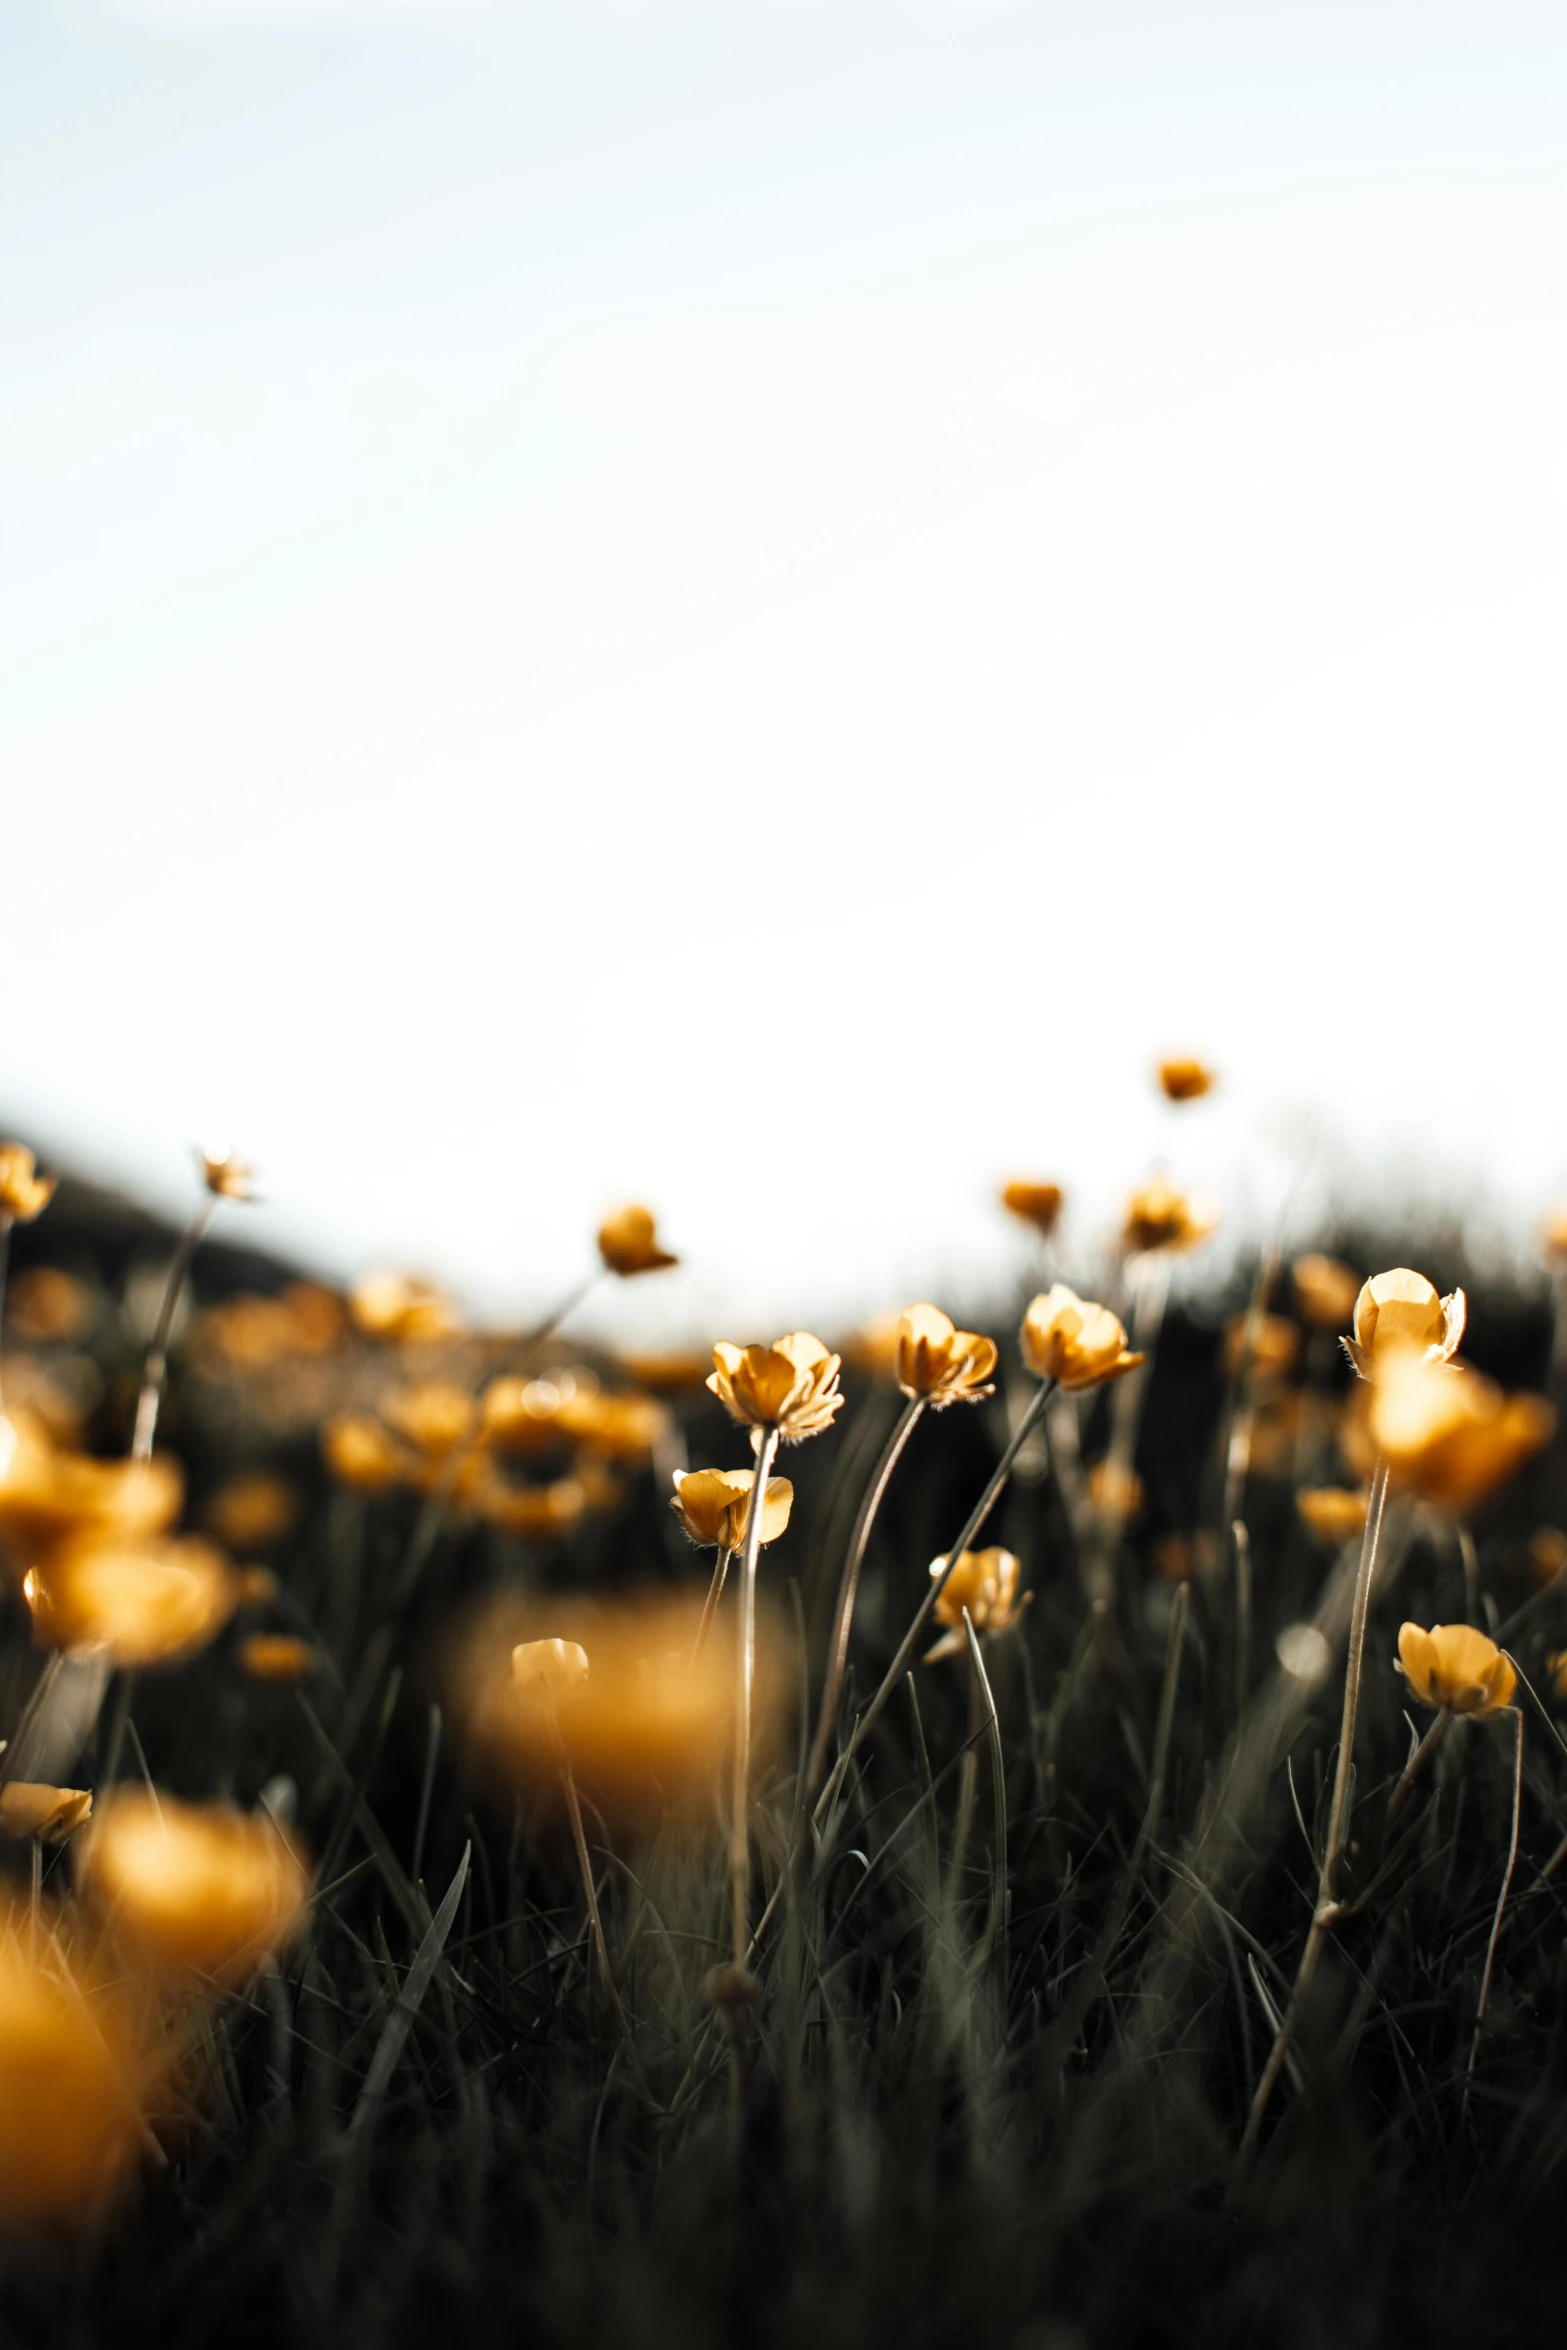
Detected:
left=3, top=2, right=1564, bottom=1333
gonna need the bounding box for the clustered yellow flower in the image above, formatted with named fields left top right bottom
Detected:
left=1368, top=1350, right=1553, bottom=1516
left=670, top=1467, right=794, bottom=1551
left=0, top=1143, right=57, bottom=1225
left=893, top=1305, right=997, bottom=1408
left=24, top=1535, right=238, bottom=1669
left=597, top=1204, right=678, bottom=1278
left=78, top=1790, right=311, bottom=1985
left=1120, top=1183, right=1217, bottom=1257
left=1396, top=1622, right=1516, bottom=1718
left=925, top=1549, right=1027, bottom=1660
left=1342, top=1267, right=1465, bottom=1379
left=1156, top=1057, right=1215, bottom=1103
left=708, top=1333, right=844, bottom=1445
left=1000, top=1181, right=1063, bottom=1238
left=1021, top=1286, right=1143, bottom=1391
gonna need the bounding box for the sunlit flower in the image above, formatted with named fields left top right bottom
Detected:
left=476, top=1472, right=587, bottom=1540
left=322, top=1413, right=416, bottom=1494
left=380, top=1380, right=476, bottom=1457
left=1396, top=1621, right=1516, bottom=1717
left=1528, top=1526, right=1567, bottom=1587
left=348, top=1271, right=459, bottom=1345
left=670, top=1467, right=794, bottom=1551
left=0, top=1784, right=92, bottom=1844
left=925, top=1548, right=1026, bottom=1660
left=1343, top=1267, right=1465, bottom=1379
left=26, top=1535, right=238, bottom=1668
left=597, top=1205, right=678, bottom=1278
left=1297, top=1486, right=1371, bottom=1545
left=199, top=1145, right=255, bottom=1203
left=79, top=1790, right=310, bottom=1986
left=0, top=1419, right=183, bottom=1570
left=1156, top=1057, right=1215, bottom=1103
left=1020, top=1285, right=1143, bottom=1391
left=0, top=1144, right=57, bottom=1225
left=512, top=1636, right=591, bottom=1707
left=1000, top=1181, right=1064, bottom=1239
left=204, top=1470, right=300, bottom=1552
left=1121, top=1183, right=1217, bottom=1257
left=894, top=1304, right=998, bottom=1408
left=1224, top=1312, right=1300, bottom=1385
left=1369, top=1350, right=1553, bottom=1516
left=1292, top=1253, right=1361, bottom=1331
left=1087, top=1459, right=1143, bottom=1519
left=4, top=1266, right=94, bottom=1345
left=554, top=1388, right=670, bottom=1463
left=237, top=1633, right=319, bottom=1684
left=708, top=1333, right=844, bottom=1444
left=0, top=1920, right=153, bottom=2230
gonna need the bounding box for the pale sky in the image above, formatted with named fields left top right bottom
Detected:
left=3, top=2, right=1564, bottom=1333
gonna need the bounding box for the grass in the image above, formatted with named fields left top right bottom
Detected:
left=1, top=1181, right=1565, bottom=2347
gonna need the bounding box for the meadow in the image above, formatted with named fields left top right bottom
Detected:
left=0, top=1079, right=1564, bottom=2349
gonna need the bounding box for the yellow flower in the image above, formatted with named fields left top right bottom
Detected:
left=1297, top=1486, right=1371, bottom=1545
left=597, top=1204, right=678, bottom=1278
left=511, top=1636, right=591, bottom=1706
left=1087, top=1459, right=1143, bottom=1519
left=708, top=1333, right=844, bottom=1444
left=25, top=1536, right=238, bottom=1669
left=233, top=1565, right=280, bottom=1607
left=237, top=1633, right=319, bottom=1684
left=380, top=1380, right=476, bottom=1457
left=1000, top=1181, right=1064, bottom=1238
left=1120, top=1182, right=1217, bottom=1256
left=199, top=1145, right=255, bottom=1203
left=670, top=1467, right=794, bottom=1550
left=322, top=1413, right=416, bottom=1494
left=0, top=1920, right=154, bottom=2230
left=925, top=1548, right=1026, bottom=1660
left=1343, top=1266, right=1465, bottom=1379
left=1542, top=1206, right=1567, bottom=1263
left=1396, top=1621, right=1516, bottom=1717
left=348, top=1271, right=459, bottom=1345
left=1223, top=1312, right=1300, bottom=1384
left=78, top=1790, right=310, bottom=1986
left=1156, top=1057, right=1215, bottom=1103
left=1528, top=1526, right=1567, bottom=1587
left=1020, top=1286, right=1143, bottom=1391
left=279, top=1282, right=347, bottom=1355
left=204, top=1470, right=300, bottom=1552
left=1292, top=1253, right=1361, bottom=1331
left=476, top=1473, right=586, bottom=1540
left=0, top=1418, right=183, bottom=1568
left=0, top=1144, right=57, bottom=1225
left=5, top=1266, right=94, bottom=1345
left=1368, top=1351, right=1553, bottom=1516
left=481, top=1374, right=569, bottom=1453
left=894, top=1304, right=998, bottom=1408
left=0, top=1784, right=92, bottom=1844
left=554, top=1387, right=670, bottom=1464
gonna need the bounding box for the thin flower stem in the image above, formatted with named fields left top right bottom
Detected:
left=805, top=1395, right=926, bottom=1798
left=1089, top=1261, right=1169, bottom=1604
left=1464, top=1704, right=1523, bottom=2124
left=691, top=1546, right=732, bottom=1667
left=518, top=1271, right=600, bottom=1358
left=1240, top=1456, right=1390, bottom=2165
left=1385, top=1709, right=1451, bottom=1829
left=131, top=1202, right=214, bottom=1464
left=559, top=1754, right=650, bottom=2096
left=963, top=1610, right=1008, bottom=1975
left=732, top=1427, right=780, bottom=1970
left=810, top=1379, right=1054, bottom=1840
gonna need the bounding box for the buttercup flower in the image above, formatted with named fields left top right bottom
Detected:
left=322, top=1413, right=416, bottom=1494
left=925, top=1548, right=1027, bottom=1660
left=670, top=1467, right=794, bottom=1551
left=237, top=1633, right=319, bottom=1684
left=348, top=1271, right=458, bottom=1345
left=0, top=1418, right=183, bottom=1568
left=200, top=1146, right=255, bottom=1203
left=1224, top=1312, right=1300, bottom=1384
left=512, top=1636, right=591, bottom=1706
left=0, top=1785, right=92, bottom=1843
left=1120, top=1183, right=1217, bottom=1257
left=204, top=1470, right=300, bottom=1552
left=894, top=1304, right=998, bottom=1408
left=708, top=1333, right=844, bottom=1445
left=1297, top=1486, right=1371, bottom=1545
left=1000, top=1182, right=1064, bottom=1239
left=0, top=1921, right=153, bottom=2230
left=1020, top=1286, right=1143, bottom=1391
left=1156, top=1058, right=1215, bottom=1103
left=1292, top=1253, right=1361, bottom=1331
left=1087, top=1459, right=1143, bottom=1519
left=0, top=1145, right=57, bottom=1225
left=26, top=1536, right=238, bottom=1668
left=78, top=1790, right=310, bottom=1985
left=476, top=1471, right=587, bottom=1540
left=597, top=1205, right=677, bottom=1278
left=1343, top=1267, right=1465, bottom=1379
left=555, top=1387, right=670, bottom=1463
left=380, top=1380, right=476, bottom=1457
left=1396, top=1622, right=1516, bottom=1717
left=1369, top=1351, right=1553, bottom=1516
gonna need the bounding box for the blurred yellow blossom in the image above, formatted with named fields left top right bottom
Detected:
left=1528, top=1526, right=1567, bottom=1586
left=1542, top=1207, right=1567, bottom=1263
left=381, top=1380, right=476, bottom=1458
left=1000, top=1181, right=1064, bottom=1238
left=1396, top=1622, right=1516, bottom=1717
left=26, top=1535, right=238, bottom=1668
left=1156, top=1057, right=1215, bottom=1103
left=1224, top=1312, right=1300, bottom=1385
left=894, top=1304, right=997, bottom=1408
left=0, top=1419, right=183, bottom=1571
left=554, top=1387, right=669, bottom=1463
left=1297, top=1486, right=1371, bottom=1545
left=0, top=1784, right=92, bottom=1844
left=615, top=1347, right=714, bottom=1394
left=1087, top=1459, right=1144, bottom=1520
left=1343, top=1267, right=1465, bottom=1379
left=0, top=1919, right=154, bottom=2231
left=1021, top=1286, right=1143, bottom=1391
left=1121, top=1183, right=1217, bottom=1256
left=237, top=1633, right=319, bottom=1684
left=476, top=1473, right=587, bottom=1540
left=5, top=1267, right=94, bottom=1345
left=0, top=1145, right=57, bottom=1225
left=199, top=1146, right=255, bottom=1203
left=597, top=1205, right=677, bottom=1278
left=926, top=1548, right=1027, bottom=1660
left=79, top=1790, right=310, bottom=1986
left=1369, top=1351, right=1553, bottom=1516
left=204, top=1470, right=300, bottom=1553
left=512, top=1636, right=591, bottom=1707
left=322, top=1413, right=416, bottom=1494
left=670, top=1467, right=794, bottom=1551
left=349, top=1271, right=458, bottom=1345
left=1292, top=1253, right=1361, bottom=1331
left=708, top=1334, right=844, bottom=1444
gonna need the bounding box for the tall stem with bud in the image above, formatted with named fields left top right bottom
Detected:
left=731, top=1427, right=780, bottom=1971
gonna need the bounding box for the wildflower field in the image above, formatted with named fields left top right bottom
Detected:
left=1, top=1087, right=1565, bottom=2349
